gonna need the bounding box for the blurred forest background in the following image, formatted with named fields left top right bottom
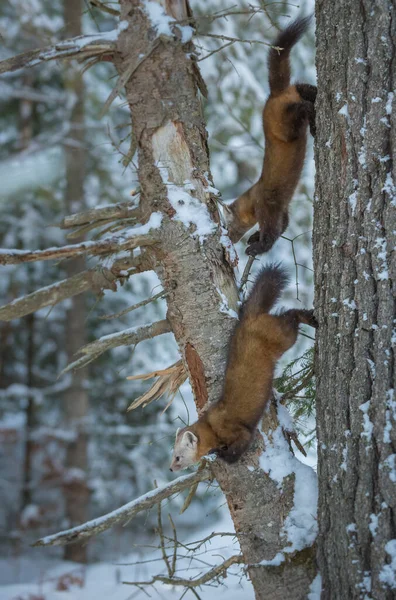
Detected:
left=0, top=0, right=315, bottom=598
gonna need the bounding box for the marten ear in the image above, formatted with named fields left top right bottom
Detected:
left=182, top=430, right=198, bottom=449
left=175, top=428, right=180, bottom=440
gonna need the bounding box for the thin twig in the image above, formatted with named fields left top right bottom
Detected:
left=100, top=290, right=166, bottom=320
left=33, top=468, right=211, bottom=547
left=122, top=555, right=245, bottom=588
left=239, top=256, right=255, bottom=293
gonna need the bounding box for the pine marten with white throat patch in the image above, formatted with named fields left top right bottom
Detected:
left=225, top=16, right=317, bottom=256
left=169, top=264, right=317, bottom=471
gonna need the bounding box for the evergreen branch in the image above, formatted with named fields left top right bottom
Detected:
left=32, top=468, right=211, bottom=547
left=0, top=34, right=117, bottom=75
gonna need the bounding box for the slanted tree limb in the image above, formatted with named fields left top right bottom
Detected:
left=59, top=202, right=141, bottom=229
left=62, top=319, right=172, bottom=373
left=33, top=467, right=211, bottom=547
left=0, top=253, right=150, bottom=322
left=0, top=33, right=117, bottom=75
left=0, top=225, right=159, bottom=265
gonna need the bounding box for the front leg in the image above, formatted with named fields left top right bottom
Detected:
left=216, top=431, right=253, bottom=464
left=246, top=210, right=287, bottom=257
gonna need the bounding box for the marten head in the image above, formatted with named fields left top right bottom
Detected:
left=169, top=427, right=200, bottom=472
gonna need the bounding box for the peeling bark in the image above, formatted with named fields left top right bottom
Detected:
left=314, top=1, right=396, bottom=598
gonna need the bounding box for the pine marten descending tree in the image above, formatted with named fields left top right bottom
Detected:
left=170, top=264, right=317, bottom=471
left=225, top=16, right=317, bottom=256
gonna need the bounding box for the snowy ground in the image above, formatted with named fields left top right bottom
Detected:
left=0, top=511, right=255, bottom=600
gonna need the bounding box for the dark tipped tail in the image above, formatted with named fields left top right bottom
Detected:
left=241, top=264, right=289, bottom=318
left=268, top=15, right=312, bottom=96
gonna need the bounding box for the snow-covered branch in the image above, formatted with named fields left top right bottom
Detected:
left=59, top=202, right=141, bottom=230
left=0, top=253, right=146, bottom=321
left=0, top=222, right=160, bottom=266
left=62, top=319, right=172, bottom=373
left=33, top=468, right=211, bottom=547
left=0, top=32, right=119, bottom=75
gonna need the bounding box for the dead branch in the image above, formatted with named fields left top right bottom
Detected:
left=33, top=468, right=211, bottom=547
left=59, top=202, right=141, bottom=230
left=100, top=290, right=166, bottom=320
left=62, top=319, right=172, bottom=373
left=180, top=460, right=209, bottom=514
left=239, top=256, right=255, bottom=293
left=126, top=359, right=187, bottom=412
left=122, top=554, right=245, bottom=588
left=0, top=226, right=158, bottom=266
left=0, top=268, right=111, bottom=322
left=90, top=0, right=120, bottom=16
left=0, top=254, right=149, bottom=322
left=0, top=33, right=117, bottom=75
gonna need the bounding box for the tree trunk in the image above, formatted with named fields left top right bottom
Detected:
left=314, top=1, right=395, bottom=598
left=116, top=1, right=315, bottom=597
left=62, top=0, right=90, bottom=564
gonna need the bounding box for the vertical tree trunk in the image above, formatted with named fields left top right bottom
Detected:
left=116, top=1, right=316, bottom=597
left=20, top=74, right=35, bottom=510
left=62, top=0, right=90, bottom=564
left=314, top=1, right=395, bottom=598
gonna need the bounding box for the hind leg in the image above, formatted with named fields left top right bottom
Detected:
left=274, top=309, right=318, bottom=353
left=283, top=102, right=310, bottom=141
left=246, top=209, right=289, bottom=257
left=296, top=84, right=317, bottom=137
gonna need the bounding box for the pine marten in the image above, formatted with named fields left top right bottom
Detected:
left=225, top=16, right=317, bottom=256
left=169, top=264, right=317, bottom=471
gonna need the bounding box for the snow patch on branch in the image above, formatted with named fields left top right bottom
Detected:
left=143, top=1, right=193, bottom=43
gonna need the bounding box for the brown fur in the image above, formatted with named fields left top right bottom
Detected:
left=226, top=17, right=317, bottom=255
left=178, top=264, right=317, bottom=464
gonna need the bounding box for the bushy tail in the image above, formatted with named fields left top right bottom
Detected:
left=241, top=263, right=289, bottom=318
left=268, top=15, right=312, bottom=96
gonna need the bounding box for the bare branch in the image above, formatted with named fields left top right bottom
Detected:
left=33, top=468, right=211, bottom=547
left=123, top=554, right=245, bottom=588
left=100, top=290, right=166, bottom=320
left=0, top=221, right=159, bottom=266
left=62, top=319, right=172, bottom=373
left=0, top=268, right=111, bottom=322
left=0, top=254, right=149, bottom=322
left=0, top=33, right=117, bottom=75
left=90, top=0, right=120, bottom=16
left=239, top=256, right=255, bottom=293
left=59, top=202, right=141, bottom=230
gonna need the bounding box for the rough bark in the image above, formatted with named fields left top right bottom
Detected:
left=62, top=0, right=90, bottom=564
left=314, top=1, right=396, bottom=598
left=115, top=1, right=315, bottom=597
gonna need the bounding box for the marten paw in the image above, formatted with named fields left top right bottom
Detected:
left=306, top=310, right=319, bottom=329
left=246, top=239, right=274, bottom=257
